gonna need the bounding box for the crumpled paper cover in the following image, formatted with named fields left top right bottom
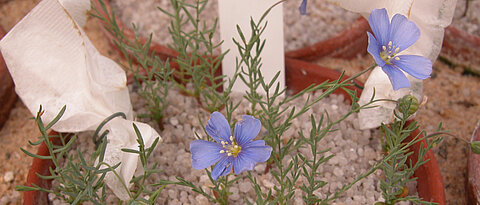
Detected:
left=0, top=0, right=160, bottom=200
left=328, top=0, right=457, bottom=129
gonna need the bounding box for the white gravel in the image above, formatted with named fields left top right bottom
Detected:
left=3, top=171, right=14, bottom=183
left=133, top=87, right=387, bottom=204
left=110, top=0, right=359, bottom=53
left=47, top=84, right=421, bottom=204
left=0, top=191, right=20, bottom=205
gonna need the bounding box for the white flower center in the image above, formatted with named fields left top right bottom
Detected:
left=380, top=41, right=401, bottom=64
left=219, top=136, right=242, bottom=157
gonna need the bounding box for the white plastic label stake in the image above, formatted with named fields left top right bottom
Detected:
left=218, top=0, right=285, bottom=94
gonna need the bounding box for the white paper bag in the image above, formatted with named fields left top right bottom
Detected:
left=328, top=0, right=457, bottom=129
left=0, top=0, right=161, bottom=200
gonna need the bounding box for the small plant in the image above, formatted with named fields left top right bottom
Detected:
left=376, top=95, right=443, bottom=205
left=159, top=0, right=232, bottom=112
left=16, top=106, right=164, bottom=204
left=92, top=1, right=174, bottom=127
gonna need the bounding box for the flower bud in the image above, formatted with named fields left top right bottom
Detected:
left=397, top=95, right=419, bottom=116
left=471, top=141, right=480, bottom=154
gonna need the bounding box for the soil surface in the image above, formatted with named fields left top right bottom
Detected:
left=1, top=0, right=479, bottom=204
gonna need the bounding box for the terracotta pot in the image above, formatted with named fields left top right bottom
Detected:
left=92, top=0, right=369, bottom=63
left=92, top=0, right=176, bottom=62
left=285, top=17, right=370, bottom=61
left=404, top=121, right=446, bottom=204
left=24, top=58, right=445, bottom=204
left=23, top=131, right=62, bottom=205
left=440, top=26, right=480, bottom=76
left=467, top=121, right=480, bottom=204
left=285, top=57, right=363, bottom=100
left=0, top=25, right=18, bottom=130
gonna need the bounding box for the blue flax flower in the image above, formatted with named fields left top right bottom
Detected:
left=367, top=8, right=432, bottom=90
left=299, top=0, right=307, bottom=15
left=190, top=112, right=272, bottom=180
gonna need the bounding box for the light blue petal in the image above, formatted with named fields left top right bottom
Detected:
left=240, top=144, right=273, bottom=163
left=234, top=115, right=261, bottom=146
left=299, top=0, right=307, bottom=15
left=190, top=140, right=224, bottom=170
left=388, top=14, right=420, bottom=53
left=382, top=64, right=411, bottom=90
left=392, top=55, right=432, bottom=80
left=233, top=141, right=272, bottom=174
left=205, top=111, right=232, bottom=143
left=211, top=156, right=233, bottom=180
left=233, top=153, right=257, bottom=174
left=367, top=32, right=386, bottom=67
left=368, top=8, right=390, bottom=46
left=244, top=140, right=266, bottom=148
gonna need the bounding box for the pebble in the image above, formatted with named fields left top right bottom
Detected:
left=230, top=187, right=240, bottom=201
left=239, top=181, right=252, bottom=193
left=168, top=189, right=178, bottom=199
left=333, top=167, right=344, bottom=177
left=195, top=195, right=209, bottom=205
left=262, top=179, right=275, bottom=189
left=3, top=171, right=14, bottom=183
left=254, top=163, right=266, bottom=173
left=0, top=191, right=20, bottom=205
left=180, top=191, right=188, bottom=203
left=364, top=147, right=377, bottom=160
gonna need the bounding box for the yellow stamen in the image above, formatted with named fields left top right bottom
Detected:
left=221, top=135, right=242, bottom=157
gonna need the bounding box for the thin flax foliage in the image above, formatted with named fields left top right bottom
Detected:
left=159, top=0, right=232, bottom=112
left=16, top=106, right=164, bottom=204
left=92, top=0, right=173, bottom=126
left=16, top=106, right=113, bottom=205
left=231, top=2, right=389, bottom=204
left=377, top=98, right=444, bottom=205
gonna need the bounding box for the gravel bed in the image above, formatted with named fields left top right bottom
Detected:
left=110, top=0, right=359, bottom=53
left=453, top=0, right=480, bottom=36
left=46, top=84, right=420, bottom=204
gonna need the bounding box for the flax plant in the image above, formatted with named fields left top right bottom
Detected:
left=92, top=1, right=173, bottom=127
left=159, top=0, right=231, bottom=112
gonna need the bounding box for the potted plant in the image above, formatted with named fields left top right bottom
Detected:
left=22, top=58, right=446, bottom=204
left=3, top=0, right=448, bottom=204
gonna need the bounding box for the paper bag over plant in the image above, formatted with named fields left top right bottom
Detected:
left=0, top=0, right=160, bottom=200
left=329, top=0, right=457, bottom=129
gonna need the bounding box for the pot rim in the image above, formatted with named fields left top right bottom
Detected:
left=92, top=0, right=369, bottom=63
